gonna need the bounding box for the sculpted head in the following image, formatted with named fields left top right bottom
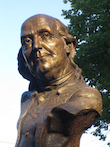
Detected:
left=18, top=14, right=79, bottom=90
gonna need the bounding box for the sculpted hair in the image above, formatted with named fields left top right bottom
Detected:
left=55, top=18, right=82, bottom=81
left=55, top=18, right=78, bottom=48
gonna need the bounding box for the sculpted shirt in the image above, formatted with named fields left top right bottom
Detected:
left=15, top=72, right=102, bottom=147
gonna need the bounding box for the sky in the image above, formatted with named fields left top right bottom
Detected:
left=0, top=0, right=110, bottom=146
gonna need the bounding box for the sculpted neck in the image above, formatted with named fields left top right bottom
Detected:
left=35, top=66, right=75, bottom=91
left=36, top=60, right=74, bottom=84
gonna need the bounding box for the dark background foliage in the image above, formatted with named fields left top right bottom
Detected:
left=62, top=0, right=110, bottom=145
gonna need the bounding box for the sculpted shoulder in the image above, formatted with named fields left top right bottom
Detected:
left=21, top=91, right=33, bottom=103
left=20, top=91, right=35, bottom=114
left=72, top=86, right=101, bottom=99
left=70, top=86, right=102, bottom=116
left=58, top=85, right=102, bottom=116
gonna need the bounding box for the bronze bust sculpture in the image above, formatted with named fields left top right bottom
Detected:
left=16, top=14, right=102, bottom=147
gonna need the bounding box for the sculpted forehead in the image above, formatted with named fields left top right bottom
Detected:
left=21, top=14, right=57, bottom=37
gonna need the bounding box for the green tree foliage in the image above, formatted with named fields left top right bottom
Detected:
left=62, top=0, right=110, bottom=144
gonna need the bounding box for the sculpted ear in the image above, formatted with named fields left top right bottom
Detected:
left=63, top=40, right=76, bottom=59
left=68, top=43, right=76, bottom=60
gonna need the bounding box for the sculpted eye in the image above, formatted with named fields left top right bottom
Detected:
left=42, top=32, right=51, bottom=40
left=44, top=32, right=49, bottom=37
left=23, top=38, right=32, bottom=45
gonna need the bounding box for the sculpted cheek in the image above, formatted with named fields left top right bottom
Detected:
left=22, top=47, right=32, bottom=58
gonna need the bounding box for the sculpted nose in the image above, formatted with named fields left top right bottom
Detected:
left=33, top=35, right=42, bottom=50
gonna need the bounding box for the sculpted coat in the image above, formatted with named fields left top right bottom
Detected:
left=16, top=14, right=102, bottom=147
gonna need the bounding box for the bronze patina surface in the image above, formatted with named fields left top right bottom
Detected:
left=16, top=14, right=102, bottom=147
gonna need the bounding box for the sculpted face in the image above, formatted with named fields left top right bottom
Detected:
left=21, top=14, right=72, bottom=81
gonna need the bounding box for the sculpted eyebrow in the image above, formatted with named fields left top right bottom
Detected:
left=37, top=28, right=52, bottom=34
left=21, top=34, right=33, bottom=41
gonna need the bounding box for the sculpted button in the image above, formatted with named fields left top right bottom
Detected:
left=25, top=131, right=29, bottom=136
left=32, top=114, right=37, bottom=119
left=32, top=91, right=38, bottom=97
left=39, top=96, right=45, bottom=102
left=57, top=86, right=67, bottom=94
